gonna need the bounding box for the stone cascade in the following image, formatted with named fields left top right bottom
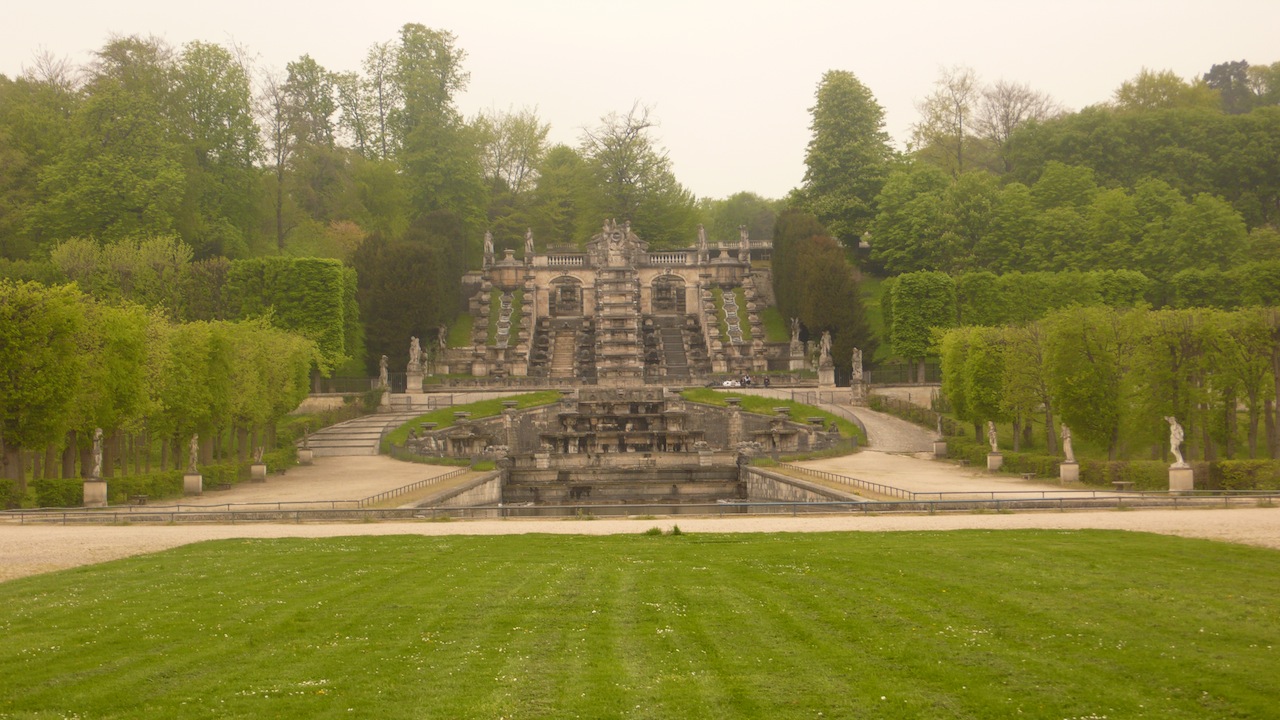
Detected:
left=594, top=267, right=643, bottom=384
left=574, top=319, right=598, bottom=381
left=495, top=292, right=514, bottom=349
left=527, top=318, right=552, bottom=376
left=722, top=289, right=745, bottom=344
left=682, top=314, right=712, bottom=375
left=540, top=388, right=704, bottom=455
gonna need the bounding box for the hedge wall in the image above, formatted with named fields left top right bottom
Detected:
left=227, top=257, right=357, bottom=368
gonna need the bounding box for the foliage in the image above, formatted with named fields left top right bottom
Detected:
left=226, top=256, right=355, bottom=369
left=797, top=70, right=896, bottom=244
left=888, top=271, right=955, bottom=361
left=4, top=533, right=1280, bottom=718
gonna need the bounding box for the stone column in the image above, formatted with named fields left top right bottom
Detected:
left=184, top=473, right=203, bottom=495
left=726, top=397, right=743, bottom=446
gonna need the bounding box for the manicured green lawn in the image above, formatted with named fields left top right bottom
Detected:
left=1, top=531, right=1278, bottom=719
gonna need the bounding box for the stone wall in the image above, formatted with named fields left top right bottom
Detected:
left=430, top=470, right=503, bottom=508
left=742, top=467, right=862, bottom=502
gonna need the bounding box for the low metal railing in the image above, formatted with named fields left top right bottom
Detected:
left=358, top=468, right=468, bottom=507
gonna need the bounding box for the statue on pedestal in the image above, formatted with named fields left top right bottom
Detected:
left=378, top=355, right=389, bottom=388
left=1060, top=424, right=1074, bottom=463
left=483, top=230, right=494, bottom=267
left=987, top=421, right=999, bottom=453
left=818, top=331, right=832, bottom=366
left=738, top=225, right=750, bottom=262
left=697, top=224, right=708, bottom=261
left=408, top=336, right=422, bottom=371
left=188, top=434, right=199, bottom=474
left=851, top=347, right=863, bottom=383
left=1165, top=416, right=1187, bottom=467
left=438, top=325, right=448, bottom=350
left=524, top=228, right=534, bottom=259
left=92, top=428, right=104, bottom=479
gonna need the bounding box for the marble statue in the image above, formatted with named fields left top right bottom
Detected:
left=378, top=354, right=389, bottom=388
left=987, top=421, right=998, bottom=453
left=851, top=347, right=863, bottom=382
left=1165, top=416, right=1187, bottom=467
left=819, top=331, right=832, bottom=363
left=738, top=225, right=750, bottom=262
left=1060, top=424, right=1074, bottom=463
left=524, top=227, right=534, bottom=258
left=253, top=446, right=264, bottom=464
left=92, top=428, right=104, bottom=479
left=697, top=224, right=707, bottom=252
left=188, top=434, right=199, bottom=474
left=483, top=230, right=494, bottom=263
left=438, top=324, right=448, bottom=350
left=409, top=336, right=422, bottom=370
left=790, top=317, right=801, bottom=345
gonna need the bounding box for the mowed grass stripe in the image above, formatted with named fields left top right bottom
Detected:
left=1, top=530, right=1279, bottom=719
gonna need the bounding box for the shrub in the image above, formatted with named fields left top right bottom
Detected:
left=32, top=478, right=83, bottom=508
left=0, top=479, right=20, bottom=509
left=107, top=472, right=184, bottom=505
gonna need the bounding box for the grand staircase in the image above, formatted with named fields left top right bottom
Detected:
left=303, top=412, right=420, bottom=456
left=550, top=327, right=577, bottom=378
left=656, top=316, right=689, bottom=379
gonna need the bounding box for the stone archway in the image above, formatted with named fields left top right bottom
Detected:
left=550, top=276, right=584, bottom=317
left=651, top=275, right=687, bottom=315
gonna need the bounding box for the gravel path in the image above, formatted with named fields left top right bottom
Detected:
left=3, top=508, right=1279, bottom=583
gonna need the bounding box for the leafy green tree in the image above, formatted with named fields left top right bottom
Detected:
left=794, top=235, right=876, bottom=374
left=939, top=327, right=974, bottom=437
left=580, top=105, right=697, bottom=248
left=1044, top=306, right=1137, bottom=459
left=890, top=271, right=956, bottom=382
left=1203, top=61, right=1255, bottom=114
left=527, top=144, right=604, bottom=246
left=1001, top=322, right=1057, bottom=453
left=1113, top=68, right=1220, bottom=112
left=868, top=162, right=948, bottom=274
left=798, top=70, right=896, bottom=244
left=770, top=209, right=826, bottom=322
left=698, top=192, right=782, bottom=243
left=0, top=282, right=85, bottom=489
left=964, top=327, right=1008, bottom=441
left=171, top=41, right=260, bottom=258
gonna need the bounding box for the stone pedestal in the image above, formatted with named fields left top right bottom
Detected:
left=933, top=440, right=947, bottom=458
left=698, top=450, right=715, bottom=466
left=184, top=473, right=203, bottom=495
left=986, top=453, right=1003, bottom=471
left=1169, top=465, right=1194, bottom=494
left=534, top=452, right=550, bottom=469
left=817, top=363, right=835, bottom=388
left=406, top=370, right=424, bottom=394
left=1059, top=461, right=1079, bottom=484
left=83, top=480, right=107, bottom=508
left=250, top=463, right=267, bottom=482
left=297, top=448, right=313, bottom=465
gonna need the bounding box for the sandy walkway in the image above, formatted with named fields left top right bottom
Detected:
left=3, top=508, right=1279, bottom=583
left=4, top=451, right=1279, bottom=584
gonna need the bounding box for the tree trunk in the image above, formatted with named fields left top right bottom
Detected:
left=1012, top=418, right=1022, bottom=452
left=102, top=430, right=115, bottom=479
left=1267, top=399, right=1277, bottom=460
left=1108, top=427, right=1120, bottom=461
left=1043, top=407, right=1056, bottom=456
left=78, top=443, right=91, bottom=479
left=31, top=452, right=42, bottom=484
left=62, top=430, right=77, bottom=479
left=3, top=445, right=26, bottom=494
left=200, top=435, right=214, bottom=466
left=237, top=427, right=249, bottom=463
left=973, top=421, right=982, bottom=443
left=44, top=446, right=57, bottom=480
left=160, top=438, right=168, bottom=472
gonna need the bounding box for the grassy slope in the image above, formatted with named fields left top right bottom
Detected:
left=381, top=391, right=561, bottom=450
left=1, top=532, right=1277, bottom=719
left=681, top=388, right=863, bottom=444
left=760, top=306, right=789, bottom=343
left=447, top=314, right=473, bottom=348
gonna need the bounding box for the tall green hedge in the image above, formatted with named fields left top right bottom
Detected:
left=227, top=257, right=357, bottom=368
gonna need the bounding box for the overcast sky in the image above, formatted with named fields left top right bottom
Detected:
left=5, top=0, right=1279, bottom=199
